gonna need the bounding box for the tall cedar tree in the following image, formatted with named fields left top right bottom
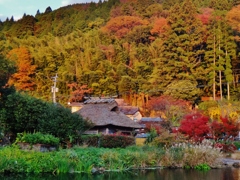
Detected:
left=151, top=0, right=205, bottom=91
left=205, top=14, right=236, bottom=99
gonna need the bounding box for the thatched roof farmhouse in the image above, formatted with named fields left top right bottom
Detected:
left=75, top=98, right=141, bottom=135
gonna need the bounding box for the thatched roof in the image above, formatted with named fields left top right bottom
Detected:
left=115, top=98, right=129, bottom=106
left=140, top=117, right=163, bottom=122
left=76, top=98, right=141, bottom=129
left=119, top=106, right=139, bottom=115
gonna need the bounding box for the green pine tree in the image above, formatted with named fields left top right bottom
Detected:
left=151, top=0, right=205, bottom=95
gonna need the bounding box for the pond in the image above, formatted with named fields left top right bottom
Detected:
left=1, top=168, right=239, bottom=180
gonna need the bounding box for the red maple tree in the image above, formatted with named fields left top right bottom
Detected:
left=197, top=8, right=213, bottom=25
left=178, top=112, right=210, bottom=142
left=210, top=116, right=239, bottom=141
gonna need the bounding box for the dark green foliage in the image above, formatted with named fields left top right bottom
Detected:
left=1, top=92, right=90, bottom=143
left=2, top=93, right=48, bottom=134
left=145, top=128, right=158, bottom=144
left=233, top=141, right=240, bottom=149
left=78, top=134, right=136, bottom=148
left=0, top=57, right=15, bottom=106
left=99, top=134, right=135, bottom=148
left=9, top=15, right=36, bottom=38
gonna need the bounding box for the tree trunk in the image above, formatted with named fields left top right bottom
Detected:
left=213, top=34, right=216, bottom=100
left=219, top=70, right=222, bottom=100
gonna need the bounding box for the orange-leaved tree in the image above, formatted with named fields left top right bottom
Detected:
left=146, top=95, right=191, bottom=126
left=227, top=5, right=240, bottom=33
left=150, top=17, right=169, bottom=36
left=101, top=16, right=148, bottom=38
left=67, top=83, right=92, bottom=102
left=7, top=47, right=36, bottom=91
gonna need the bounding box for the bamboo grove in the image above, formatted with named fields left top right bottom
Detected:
left=0, top=0, right=240, bottom=105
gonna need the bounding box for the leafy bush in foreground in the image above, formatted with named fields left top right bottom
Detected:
left=15, top=132, right=60, bottom=146
left=99, top=134, right=135, bottom=148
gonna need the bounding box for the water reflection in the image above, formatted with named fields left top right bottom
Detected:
left=1, top=168, right=239, bottom=180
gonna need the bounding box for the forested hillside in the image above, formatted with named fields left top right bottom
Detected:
left=0, top=0, right=240, bottom=106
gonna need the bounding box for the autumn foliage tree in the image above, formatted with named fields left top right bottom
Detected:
left=210, top=116, right=239, bottom=141
left=146, top=95, right=191, bottom=126
left=144, top=120, right=172, bottom=135
left=7, top=47, right=36, bottom=91
left=227, top=5, right=240, bottom=41
left=197, top=8, right=214, bottom=25
left=178, top=112, right=210, bottom=141
left=150, top=17, right=169, bottom=36
left=101, top=16, right=148, bottom=38
left=67, top=83, right=92, bottom=102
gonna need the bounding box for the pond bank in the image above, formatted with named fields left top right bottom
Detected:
left=221, top=151, right=240, bottom=168
left=221, top=158, right=240, bottom=167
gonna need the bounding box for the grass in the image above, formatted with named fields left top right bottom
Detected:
left=0, top=141, right=223, bottom=174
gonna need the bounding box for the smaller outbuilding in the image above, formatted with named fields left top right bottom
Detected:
left=118, top=106, right=142, bottom=121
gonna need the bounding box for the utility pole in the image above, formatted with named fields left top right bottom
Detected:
left=51, top=73, right=58, bottom=104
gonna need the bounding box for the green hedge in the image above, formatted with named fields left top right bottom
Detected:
left=99, top=134, right=135, bottom=148
left=78, top=134, right=135, bottom=148
left=1, top=92, right=91, bottom=144
left=78, top=134, right=100, bottom=147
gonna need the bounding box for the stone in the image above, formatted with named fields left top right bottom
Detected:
left=233, top=162, right=240, bottom=168
left=17, top=142, right=57, bottom=152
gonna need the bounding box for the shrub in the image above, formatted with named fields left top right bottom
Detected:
left=78, top=134, right=100, bottom=147
left=99, top=134, right=135, bottom=148
left=234, top=141, right=240, bottom=150
left=214, top=141, right=237, bottom=153
left=145, top=128, right=158, bottom=144
left=179, top=112, right=210, bottom=142
left=1, top=92, right=91, bottom=145
left=15, top=132, right=60, bottom=146
left=198, top=100, right=218, bottom=112
left=161, top=139, right=222, bottom=168
left=37, top=104, right=92, bottom=145
left=145, top=95, right=191, bottom=126
left=210, top=116, right=239, bottom=141
left=194, top=163, right=211, bottom=171
left=151, top=131, right=187, bottom=148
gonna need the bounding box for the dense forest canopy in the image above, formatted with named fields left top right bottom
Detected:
left=0, top=0, right=240, bottom=106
